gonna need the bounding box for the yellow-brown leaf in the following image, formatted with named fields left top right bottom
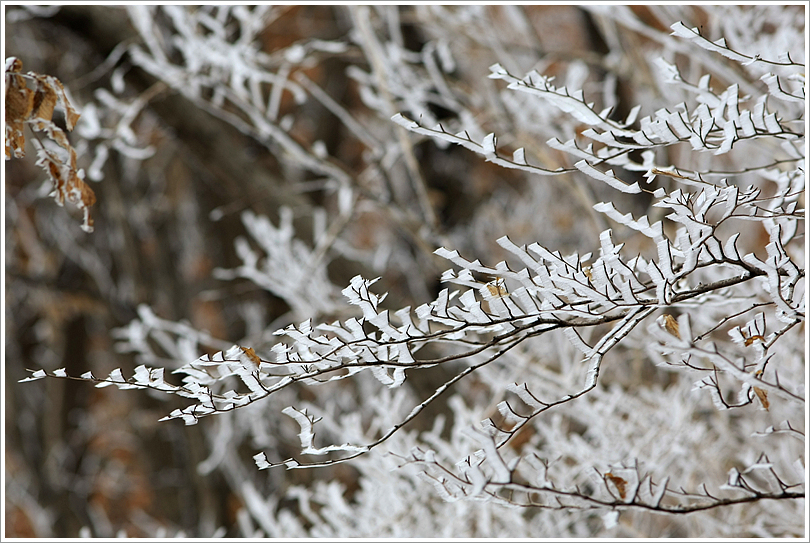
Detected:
left=661, top=314, right=680, bottom=338
left=753, top=387, right=769, bottom=410
left=486, top=280, right=508, bottom=296
left=6, top=58, right=93, bottom=231
left=240, top=347, right=262, bottom=367
left=605, top=472, right=627, bottom=499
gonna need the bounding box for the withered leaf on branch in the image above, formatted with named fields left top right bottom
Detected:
left=4, top=57, right=33, bottom=159
left=660, top=314, right=680, bottom=338
left=744, top=335, right=765, bottom=346
left=5, top=57, right=95, bottom=232
left=239, top=346, right=263, bottom=368
left=753, top=387, right=770, bottom=410
left=605, top=472, right=628, bottom=500
left=486, top=279, right=508, bottom=296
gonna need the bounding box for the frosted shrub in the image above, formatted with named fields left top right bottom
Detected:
left=9, top=5, right=804, bottom=537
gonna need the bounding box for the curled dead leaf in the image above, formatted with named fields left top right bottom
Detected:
left=660, top=314, right=680, bottom=338
left=5, top=57, right=95, bottom=232
left=605, top=472, right=627, bottom=499
left=4, top=58, right=34, bottom=159
left=486, top=279, right=508, bottom=296
left=744, top=334, right=765, bottom=346
left=753, top=387, right=769, bottom=410
left=240, top=346, right=263, bottom=368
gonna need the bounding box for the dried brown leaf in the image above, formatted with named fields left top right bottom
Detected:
left=4, top=57, right=34, bottom=159
left=753, top=387, right=769, bottom=410
left=661, top=314, right=680, bottom=338
left=31, top=77, right=57, bottom=124
left=6, top=57, right=95, bottom=232
left=486, top=280, right=508, bottom=296
left=31, top=73, right=80, bottom=129
left=605, top=472, right=627, bottom=499
left=35, top=143, right=96, bottom=232
left=240, top=346, right=263, bottom=367
left=744, top=334, right=764, bottom=346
